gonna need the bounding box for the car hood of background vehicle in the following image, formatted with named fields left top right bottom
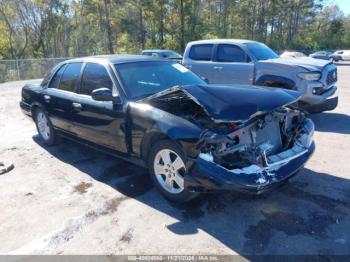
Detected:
left=262, top=57, right=331, bottom=71
left=144, top=85, right=302, bottom=122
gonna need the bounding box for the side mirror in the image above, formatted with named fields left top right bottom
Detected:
left=201, top=77, right=209, bottom=84
left=91, top=88, right=121, bottom=103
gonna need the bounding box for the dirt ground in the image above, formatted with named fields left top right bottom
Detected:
left=1, top=63, right=350, bottom=256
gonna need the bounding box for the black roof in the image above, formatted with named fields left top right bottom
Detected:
left=66, top=55, right=167, bottom=64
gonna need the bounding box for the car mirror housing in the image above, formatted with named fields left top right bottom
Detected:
left=91, top=88, right=121, bottom=103
left=201, top=77, right=209, bottom=84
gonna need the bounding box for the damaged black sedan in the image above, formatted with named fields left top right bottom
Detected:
left=20, top=55, right=315, bottom=202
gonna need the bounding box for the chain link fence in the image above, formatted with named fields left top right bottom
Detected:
left=0, top=58, right=72, bottom=83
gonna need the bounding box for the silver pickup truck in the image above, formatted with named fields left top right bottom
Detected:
left=182, top=39, right=338, bottom=113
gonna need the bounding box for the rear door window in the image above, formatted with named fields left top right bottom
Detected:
left=189, top=44, right=213, bottom=61
left=58, top=63, right=82, bottom=92
left=216, top=44, right=250, bottom=62
left=80, top=63, right=113, bottom=96
left=48, top=64, right=67, bottom=89
left=42, top=64, right=61, bottom=87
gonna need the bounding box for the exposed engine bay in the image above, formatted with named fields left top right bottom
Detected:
left=143, top=88, right=310, bottom=171
left=197, top=109, right=306, bottom=169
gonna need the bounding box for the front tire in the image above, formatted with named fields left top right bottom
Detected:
left=34, top=108, right=57, bottom=146
left=148, top=140, right=199, bottom=202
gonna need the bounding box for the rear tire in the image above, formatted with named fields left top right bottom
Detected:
left=148, top=140, right=199, bottom=203
left=34, top=108, right=57, bottom=146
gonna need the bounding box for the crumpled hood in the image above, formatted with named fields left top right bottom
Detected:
left=261, top=57, right=331, bottom=71
left=143, top=84, right=301, bottom=122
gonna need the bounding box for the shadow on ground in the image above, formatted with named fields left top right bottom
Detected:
left=309, top=112, right=350, bottom=134
left=33, top=135, right=350, bottom=255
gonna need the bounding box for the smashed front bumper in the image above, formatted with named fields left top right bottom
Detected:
left=185, top=119, right=315, bottom=194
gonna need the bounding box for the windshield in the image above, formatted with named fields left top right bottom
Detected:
left=244, top=42, right=279, bottom=61
left=116, top=61, right=205, bottom=100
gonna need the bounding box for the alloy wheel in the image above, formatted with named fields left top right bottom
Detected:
left=37, top=112, right=51, bottom=141
left=153, top=149, right=185, bottom=194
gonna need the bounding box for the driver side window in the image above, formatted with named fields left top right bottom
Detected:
left=80, top=63, right=113, bottom=96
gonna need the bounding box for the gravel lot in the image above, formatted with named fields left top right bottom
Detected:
left=1, top=63, right=350, bottom=256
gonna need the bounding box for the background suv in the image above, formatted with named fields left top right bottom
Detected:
left=182, top=39, right=338, bottom=113
left=330, top=50, right=350, bottom=61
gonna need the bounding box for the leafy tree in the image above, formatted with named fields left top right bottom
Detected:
left=0, top=0, right=350, bottom=59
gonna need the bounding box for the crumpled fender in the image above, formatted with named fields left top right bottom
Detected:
left=128, top=102, right=203, bottom=158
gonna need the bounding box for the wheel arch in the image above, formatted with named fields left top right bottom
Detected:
left=129, top=103, right=203, bottom=162
left=140, top=131, right=170, bottom=162
left=255, top=75, right=296, bottom=89
left=30, top=102, right=46, bottom=121
left=140, top=128, right=201, bottom=162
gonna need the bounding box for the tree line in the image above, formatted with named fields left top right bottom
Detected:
left=0, top=0, right=349, bottom=60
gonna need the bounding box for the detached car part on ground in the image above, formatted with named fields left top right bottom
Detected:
left=182, top=39, right=338, bottom=114
left=20, top=56, right=314, bottom=202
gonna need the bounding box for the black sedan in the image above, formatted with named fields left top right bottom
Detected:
left=20, top=55, right=315, bottom=202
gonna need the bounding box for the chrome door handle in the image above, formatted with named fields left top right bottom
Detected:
left=44, top=95, right=51, bottom=102
left=213, top=66, right=223, bottom=70
left=72, top=102, right=82, bottom=110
